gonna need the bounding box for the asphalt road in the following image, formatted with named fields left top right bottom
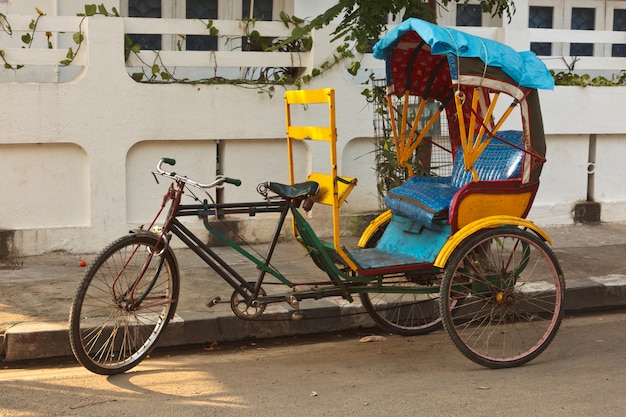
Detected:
left=1, top=310, right=625, bottom=417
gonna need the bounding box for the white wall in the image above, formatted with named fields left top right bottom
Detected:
left=1, top=6, right=626, bottom=255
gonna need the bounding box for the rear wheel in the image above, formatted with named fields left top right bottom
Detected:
left=360, top=278, right=444, bottom=336
left=69, top=233, right=179, bottom=375
left=440, top=227, right=564, bottom=368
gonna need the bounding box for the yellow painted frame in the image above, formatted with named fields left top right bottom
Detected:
left=432, top=215, right=552, bottom=269
left=284, top=88, right=357, bottom=270
left=388, top=92, right=444, bottom=176
left=453, top=191, right=535, bottom=230
left=454, top=88, right=517, bottom=182
left=357, top=209, right=392, bottom=248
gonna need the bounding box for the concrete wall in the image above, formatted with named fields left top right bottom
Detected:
left=1, top=4, right=626, bottom=255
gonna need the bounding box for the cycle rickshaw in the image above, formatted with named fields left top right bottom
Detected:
left=69, top=18, right=564, bottom=374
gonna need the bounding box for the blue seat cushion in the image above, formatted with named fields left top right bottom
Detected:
left=451, top=130, right=524, bottom=188
left=385, top=131, right=525, bottom=229
left=384, top=176, right=457, bottom=229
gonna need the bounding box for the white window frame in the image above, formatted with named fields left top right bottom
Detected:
left=606, top=1, right=626, bottom=57
left=529, top=0, right=565, bottom=56
left=563, top=0, right=605, bottom=56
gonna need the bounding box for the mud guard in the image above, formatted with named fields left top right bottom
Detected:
left=432, top=215, right=552, bottom=269
left=357, top=210, right=392, bottom=248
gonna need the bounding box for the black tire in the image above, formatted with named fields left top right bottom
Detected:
left=359, top=218, right=445, bottom=336
left=361, top=281, right=444, bottom=336
left=440, top=227, right=565, bottom=368
left=69, top=233, right=179, bottom=375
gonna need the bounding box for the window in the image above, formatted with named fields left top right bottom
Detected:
left=456, top=4, right=482, bottom=26
left=186, top=0, right=219, bottom=51
left=529, top=6, right=554, bottom=56
left=242, top=0, right=273, bottom=20
left=570, top=7, right=595, bottom=56
left=128, top=0, right=162, bottom=50
left=612, top=8, right=626, bottom=57
left=241, top=0, right=273, bottom=51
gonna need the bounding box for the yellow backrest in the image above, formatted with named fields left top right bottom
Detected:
left=284, top=88, right=358, bottom=270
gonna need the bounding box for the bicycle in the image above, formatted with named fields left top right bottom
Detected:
left=69, top=18, right=565, bottom=375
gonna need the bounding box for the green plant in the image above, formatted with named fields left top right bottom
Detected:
left=120, top=10, right=315, bottom=97
left=273, top=0, right=516, bottom=56
left=0, top=5, right=102, bottom=70
left=552, top=70, right=626, bottom=87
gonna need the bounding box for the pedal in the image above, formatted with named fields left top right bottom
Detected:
left=205, top=296, right=222, bottom=308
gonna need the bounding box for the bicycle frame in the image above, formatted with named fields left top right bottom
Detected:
left=141, top=167, right=443, bottom=313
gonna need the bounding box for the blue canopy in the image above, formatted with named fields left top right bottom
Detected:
left=373, top=18, right=554, bottom=90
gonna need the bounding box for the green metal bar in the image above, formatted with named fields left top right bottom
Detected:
left=290, top=207, right=354, bottom=301
left=353, top=285, right=441, bottom=295
left=201, top=217, right=293, bottom=287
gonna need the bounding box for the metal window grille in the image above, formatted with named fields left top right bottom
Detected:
left=529, top=6, right=553, bottom=56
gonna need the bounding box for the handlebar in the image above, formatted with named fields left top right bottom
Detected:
left=155, top=158, right=241, bottom=189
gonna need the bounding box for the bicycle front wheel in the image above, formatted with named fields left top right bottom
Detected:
left=69, top=233, right=179, bottom=375
left=440, top=227, right=565, bottom=368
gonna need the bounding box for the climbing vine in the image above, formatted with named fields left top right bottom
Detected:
left=0, top=6, right=89, bottom=70
left=4, top=3, right=626, bottom=91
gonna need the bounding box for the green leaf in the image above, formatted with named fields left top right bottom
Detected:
left=85, top=4, right=97, bottom=16
left=348, top=61, right=361, bottom=76
left=4, top=63, right=11, bottom=69
left=131, top=44, right=141, bottom=53
left=291, top=27, right=306, bottom=39
left=302, top=37, right=313, bottom=51
left=151, top=64, right=159, bottom=75
left=21, top=33, right=31, bottom=44
left=279, top=11, right=290, bottom=27
left=161, top=72, right=171, bottom=80
left=0, top=12, right=12, bottom=35
left=73, top=32, right=84, bottom=44
left=131, top=72, right=144, bottom=81
left=66, top=47, right=74, bottom=59
left=209, top=27, right=219, bottom=36
left=112, top=7, right=120, bottom=17
left=59, top=59, right=71, bottom=66
left=97, top=4, right=108, bottom=16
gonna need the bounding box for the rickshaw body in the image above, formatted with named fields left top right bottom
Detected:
left=356, top=18, right=556, bottom=269
left=284, top=19, right=564, bottom=368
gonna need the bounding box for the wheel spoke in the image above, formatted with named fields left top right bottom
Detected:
left=69, top=235, right=179, bottom=375
left=440, top=228, right=564, bottom=368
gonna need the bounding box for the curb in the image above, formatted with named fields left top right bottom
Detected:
left=2, top=276, right=626, bottom=363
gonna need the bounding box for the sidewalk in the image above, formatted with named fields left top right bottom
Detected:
left=2, top=222, right=626, bottom=363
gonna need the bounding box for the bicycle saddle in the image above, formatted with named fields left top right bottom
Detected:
left=267, top=181, right=320, bottom=199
